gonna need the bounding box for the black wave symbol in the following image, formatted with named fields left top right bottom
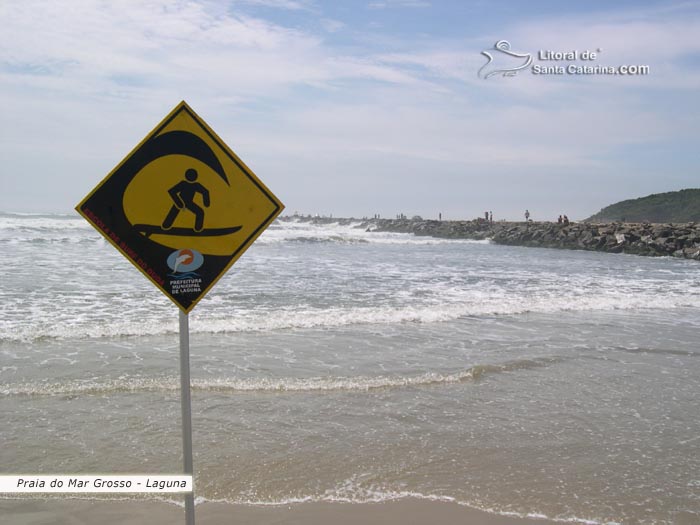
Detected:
left=145, top=130, right=230, bottom=186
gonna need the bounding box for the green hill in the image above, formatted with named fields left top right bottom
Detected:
left=586, top=189, right=700, bottom=223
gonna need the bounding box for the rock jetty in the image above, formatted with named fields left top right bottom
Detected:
left=279, top=216, right=700, bottom=260
left=362, top=218, right=495, bottom=240
left=490, top=221, right=700, bottom=260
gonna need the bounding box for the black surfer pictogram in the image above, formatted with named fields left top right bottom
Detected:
left=134, top=167, right=242, bottom=238
left=162, top=168, right=210, bottom=232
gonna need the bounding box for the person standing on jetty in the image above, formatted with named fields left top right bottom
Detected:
left=524, top=209, right=530, bottom=222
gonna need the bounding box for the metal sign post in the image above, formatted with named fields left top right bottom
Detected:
left=179, top=311, right=195, bottom=524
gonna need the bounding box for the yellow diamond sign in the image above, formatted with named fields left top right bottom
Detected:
left=76, top=101, right=284, bottom=313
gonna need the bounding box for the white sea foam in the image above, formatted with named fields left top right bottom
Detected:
left=0, top=491, right=609, bottom=525
left=1, top=369, right=481, bottom=396
left=0, top=359, right=565, bottom=396
left=191, top=481, right=608, bottom=525
left=2, top=291, right=699, bottom=342
left=256, top=218, right=489, bottom=246
left=2, top=213, right=699, bottom=343
left=0, top=214, right=89, bottom=231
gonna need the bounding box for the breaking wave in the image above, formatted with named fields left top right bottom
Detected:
left=1, top=358, right=559, bottom=396
left=2, top=295, right=699, bottom=343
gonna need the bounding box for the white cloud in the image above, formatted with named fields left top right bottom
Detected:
left=0, top=0, right=434, bottom=104
left=0, top=0, right=698, bottom=218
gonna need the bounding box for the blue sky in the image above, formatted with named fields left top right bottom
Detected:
left=1, top=0, right=699, bottom=220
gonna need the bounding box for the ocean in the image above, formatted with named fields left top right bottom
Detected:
left=1, top=212, right=699, bottom=524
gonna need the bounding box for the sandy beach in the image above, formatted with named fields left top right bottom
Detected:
left=0, top=499, right=557, bottom=525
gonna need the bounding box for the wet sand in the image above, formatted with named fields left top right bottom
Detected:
left=0, top=499, right=557, bottom=524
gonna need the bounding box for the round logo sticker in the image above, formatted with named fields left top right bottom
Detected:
left=167, top=248, right=204, bottom=274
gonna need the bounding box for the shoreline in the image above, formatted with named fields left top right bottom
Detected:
left=0, top=498, right=562, bottom=525
left=280, top=215, right=700, bottom=260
